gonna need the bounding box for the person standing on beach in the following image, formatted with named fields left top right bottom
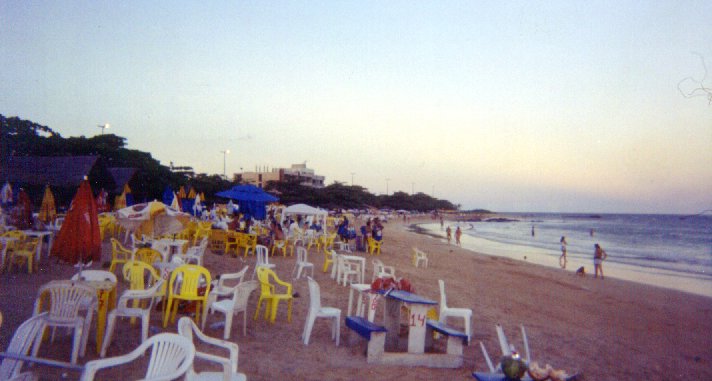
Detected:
left=446, top=226, right=452, bottom=244
left=594, top=243, right=607, bottom=279
left=455, top=226, right=462, bottom=246
left=559, top=236, right=568, bottom=269
left=531, top=225, right=535, bottom=237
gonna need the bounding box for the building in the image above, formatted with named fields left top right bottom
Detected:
left=238, top=163, right=325, bottom=188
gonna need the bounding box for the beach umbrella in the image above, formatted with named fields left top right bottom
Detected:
left=215, top=184, right=278, bottom=220
left=192, top=193, right=203, bottom=216
left=51, top=180, right=101, bottom=265
left=116, top=200, right=191, bottom=238
left=187, top=187, right=196, bottom=199
left=12, top=189, right=34, bottom=229
left=170, top=192, right=181, bottom=211
left=38, top=185, right=57, bottom=223
left=177, top=186, right=187, bottom=199
left=1, top=182, right=12, bottom=207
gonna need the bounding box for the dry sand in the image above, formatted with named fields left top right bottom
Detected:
left=2, top=216, right=711, bottom=381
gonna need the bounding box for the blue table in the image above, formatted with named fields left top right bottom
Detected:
left=472, top=373, right=533, bottom=381
left=380, top=289, right=437, bottom=354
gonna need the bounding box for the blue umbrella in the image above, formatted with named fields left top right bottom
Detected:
left=215, top=185, right=278, bottom=220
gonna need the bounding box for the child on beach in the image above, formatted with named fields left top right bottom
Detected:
left=594, top=243, right=607, bottom=279
left=559, top=236, right=567, bottom=269
left=446, top=226, right=452, bottom=244
left=455, top=226, right=462, bottom=246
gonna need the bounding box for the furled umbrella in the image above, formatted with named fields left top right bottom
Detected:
left=12, top=189, right=34, bottom=229
left=38, top=185, right=57, bottom=224
left=187, top=187, right=196, bottom=199
left=170, top=192, right=181, bottom=211
left=192, top=193, right=203, bottom=216
left=51, top=179, right=101, bottom=266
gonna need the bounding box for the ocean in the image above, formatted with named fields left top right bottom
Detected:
left=419, top=213, right=712, bottom=298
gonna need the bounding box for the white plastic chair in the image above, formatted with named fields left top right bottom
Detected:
left=205, top=266, right=249, bottom=318
left=184, top=237, right=208, bottom=265
left=0, top=313, right=47, bottom=381
left=177, top=317, right=247, bottom=381
left=81, top=333, right=195, bottom=381
left=302, top=277, right=340, bottom=346
left=32, top=280, right=97, bottom=364
left=100, top=279, right=165, bottom=357
left=371, top=259, right=396, bottom=282
left=292, top=246, right=314, bottom=279
left=412, top=247, right=429, bottom=268
left=438, top=279, right=472, bottom=344
left=496, top=323, right=530, bottom=362
left=251, top=245, right=275, bottom=279
left=337, top=256, right=360, bottom=286
left=205, top=280, right=259, bottom=339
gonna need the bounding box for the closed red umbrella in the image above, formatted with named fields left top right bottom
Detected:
left=50, top=180, right=101, bottom=265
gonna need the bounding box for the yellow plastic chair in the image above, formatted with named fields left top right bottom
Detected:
left=135, top=247, right=163, bottom=266
left=271, top=239, right=288, bottom=257
left=367, top=237, right=383, bottom=256
left=193, top=225, right=212, bottom=246
left=122, top=260, right=162, bottom=290
left=224, top=231, right=242, bottom=257
left=254, top=267, right=293, bottom=323
left=1, top=230, right=26, bottom=271
left=10, top=238, right=39, bottom=273
left=163, top=264, right=212, bottom=327
left=109, top=238, right=133, bottom=274
left=322, top=248, right=334, bottom=273
left=240, top=233, right=257, bottom=257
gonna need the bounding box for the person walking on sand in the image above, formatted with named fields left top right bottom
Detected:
left=594, top=243, right=608, bottom=279
left=559, top=236, right=568, bottom=269
left=446, top=226, right=452, bottom=244
left=455, top=226, right=462, bottom=246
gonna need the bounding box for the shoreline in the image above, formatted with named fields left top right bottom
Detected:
left=411, top=221, right=712, bottom=299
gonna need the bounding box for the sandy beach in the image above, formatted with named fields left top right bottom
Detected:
left=2, top=216, right=711, bottom=381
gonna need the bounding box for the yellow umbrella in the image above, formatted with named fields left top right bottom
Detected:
left=38, top=185, right=57, bottom=223
left=123, top=184, right=132, bottom=194
left=199, top=192, right=206, bottom=201
left=187, top=187, right=196, bottom=199
left=177, top=186, right=187, bottom=199
left=114, top=193, right=126, bottom=210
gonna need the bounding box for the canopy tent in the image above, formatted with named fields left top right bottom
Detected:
left=116, top=201, right=191, bottom=238
left=38, top=185, right=57, bottom=223
left=215, top=184, right=278, bottom=220
left=51, top=180, right=101, bottom=264
left=280, top=203, right=328, bottom=229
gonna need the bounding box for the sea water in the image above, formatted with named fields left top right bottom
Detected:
left=421, top=213, right=712, bottom=298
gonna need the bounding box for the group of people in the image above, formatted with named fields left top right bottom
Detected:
left=559, top=235, right=607, bottom=279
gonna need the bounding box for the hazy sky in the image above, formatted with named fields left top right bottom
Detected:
left=2, top=1, right=711, bottom=214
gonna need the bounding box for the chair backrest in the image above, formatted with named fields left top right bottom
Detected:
left=306, top=277, right=322, bottom=311
left=2, top=230, right=26, bottom=240
left=122, top=260, right=161, bottom=290
left=135, top=248, right=163, bottom=265
left=34, top=280, right=97, bottom=324
left=151, top=241, right=171, bottom=261
left=255, top=245, right=270, bottom=266
left=176, top=317, right=239, bottom=377
left=81, top=333, right=194, bottom=381
left=118, top=278, right=165, bottom=310
left=216, top=266, right=249, bottom=291
left=233, top=280, right=259, bottom=310
left=110, top=238, right=132, bottom=256
left=296, top=247, right=309, bottom=263
left=256, top=267, right=275, bottom=297
left=71, top=270, right=118, bottom=283
left=0, top=313, right=47, bottom=380
left=373, top=259, right=384, bottom=274
left=168, top=265, right=211, bottom=299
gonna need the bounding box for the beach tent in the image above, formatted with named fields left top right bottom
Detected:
left=51, top=180, right=101, bottom=264
left=116, top=201, right=191, bottom=238
left=280, top=203, right=328, bottom=229
left=38, top=185, right=57, bottom=223
left=215, top=184, right=278, bottom=220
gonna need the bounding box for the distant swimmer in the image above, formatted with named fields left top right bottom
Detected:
left=531, top=225, right=535, bottom=237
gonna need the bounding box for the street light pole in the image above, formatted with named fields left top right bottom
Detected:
left=97, top=123, right=110, bottom=135
left=221, top=149, right=230, bottom=179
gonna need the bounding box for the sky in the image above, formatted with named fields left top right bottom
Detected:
left=2, top=1, right=711, bottom=214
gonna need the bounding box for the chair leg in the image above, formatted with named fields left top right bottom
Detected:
left=242, top=310, right=248, bottom=336
left=80, top=310, right=94, bottom=358
left=141, top=313, right=150, bottom=342
left=302, top=313, right=315, bottom=345
left=101, top=312, right=117, bottom=357
left=163, top=298, right=173, bottom=327
left=70, top=323, right=82, bottom=364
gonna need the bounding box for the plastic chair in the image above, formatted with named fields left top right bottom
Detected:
left=412, top=247, right=429, bottom=268
left=271, top=239, right=288, bottom=257
left=292, top=246, right=314, bottom=279
left=367, top=237, right=383, bottom=255
left=163, top=264, right=212, bottom=328
left=32, top=280, right=97, bottom=364
left=177, top=317, right=247, bottom=381
left=135, top=247, right=163, bottom=266
left=251, top=245, right=275, bottom=279
left=322, top=247, right=336, bottom=274
left=302, top=277, right=340, bottom=346
left=254, top=267, right=293, bottom=323
left=100, top=279, right=165, bottom=357
left=337, top=256, right=361, bottom=286
left=122, top=260, right=162, bottom=291
left=203, top=266, right=249, bottom=328
left=181, top=237, right=208, bottom=265
left=80, top=333, right=195, bottom=381
left=495, top=323, right=530, bottom=362
left=71, top=270, right=118, bottom=283
left=109, top=238, right=133, bottom=274
left=438, top=279, right=472, bottom=343
left=9, top=238, right=39, bottom=274
left=239, top=233, right=257, bottom=257
left=371, top=259, right=396, bottom=282
left=0, top=313, right=47, bottom=381
left=205, top=280, right=259, bottom=339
